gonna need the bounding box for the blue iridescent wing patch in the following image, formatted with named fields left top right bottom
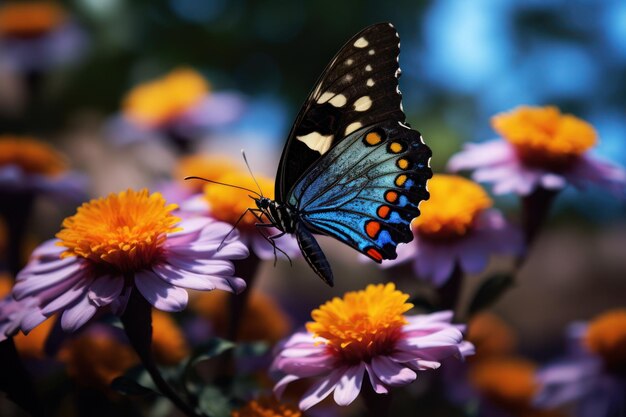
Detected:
left=288, top=120, right=431, bottom=263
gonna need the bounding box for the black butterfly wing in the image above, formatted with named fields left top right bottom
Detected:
left=275, top=22, right=405, bottom=201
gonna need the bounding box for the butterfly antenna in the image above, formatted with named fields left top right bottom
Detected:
left=241, top=149, right=264, bottom=198
left=184, top=176, right=261, bottom=197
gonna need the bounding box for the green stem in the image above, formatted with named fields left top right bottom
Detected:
left=121, top=290, right=201, bottom=417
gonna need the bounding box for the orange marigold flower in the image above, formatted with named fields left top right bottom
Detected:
left=151, top=310, right=189, bottom=366
left=123, top=68, right=210, bottom=128
left=232, top=397, right=302, bottom=417
left=412, top=174, right=492, bottom=240
left=584, top=309, right=626, bottom=371
left=175, top=154, right=238, bottom=193
left=193, top=290, right=291, bottom=344
left=0, top=136, right=67, bottom=177
left=467, top=312, right=518, bottom=362
left=470, top=357, right=538, bottom=410
left=58, top=329, right=138, bottom=389
left=0, top=2, right=66, bottom=37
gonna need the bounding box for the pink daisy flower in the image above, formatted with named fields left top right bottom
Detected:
left=5, top=189, right=248, bottom=337
left=272, top=283, right=474, bottom=411
left=448, top=106, right=626, bottom=196
left=383, top=175, right=522, bottom=286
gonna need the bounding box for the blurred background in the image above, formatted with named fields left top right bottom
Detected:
left=1, top=0, right=625, bottom=414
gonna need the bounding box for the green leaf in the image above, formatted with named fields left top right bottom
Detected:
left=111, top=376, right=159, bottom=397
left=233, top=341, right=270, bottom=358
left=467, top=274, right=514, bottom=316
left=197, top=386, right=232, bottom=417
left=188, top=338, right=235, bottom=368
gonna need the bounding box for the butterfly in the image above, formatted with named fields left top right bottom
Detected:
left=252, top=23, right=432, bottom=286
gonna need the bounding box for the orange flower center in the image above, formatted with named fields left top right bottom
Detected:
left=231, top=397, right=302, bottom=417
left=203, top=171, right=274, bottom=232
left=469, top=357, right=538, bottom=410
left=306, top=283, right=412, bottom=364
left=467, top=313, right=517, bottom=362
left=0, top=137, right=67, bottom=177
left=492, top=106, right=597, bottom=170
left=56, top=189, right=181, bottom=273
left=0, top=2, right=65, bottom=38
left=412, top=174, right=492, bottom=240
left=585, top=309, right=626, bottom=371
left=122, top=68, right=209, bottom=128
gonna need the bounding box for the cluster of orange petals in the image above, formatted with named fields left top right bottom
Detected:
left=56, top=189, right=181, bottom=273
left=123, top=68, right=209, bottom=128
left=492, top=106, right=597, bottom=169
left=232, top=397, right=301, bottom=417
left=0, top=2, right=65, bottom=37
left=306, top=283, right=412, bottom=363
left=412, top=174, right=492, bottom=240
left=0, top=136, right=67, bottom=177
left=175, top=154, right=238, bottom=193
left=584, top=309, right=626, bottom=371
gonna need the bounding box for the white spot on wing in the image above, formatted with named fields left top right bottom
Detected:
left=353, top=96, right=372, bottom=112
left=329, top=94, right=347, bottom=107
left=317, top=91, right=334, bottom=104
left=345, top=74, right=353, bottom=82
left=365, top=65, right=372, bottom=72
left=344, top=122, right=362, bottom=135
left=367, top=78, right=375, bottom=87
left=354, top=37, right=368, bottom=48
left=345, top=58, right=354, bottom=65
left=296, top=132, right=334, bottom=155
left=368, top=49, right=375, bottom=55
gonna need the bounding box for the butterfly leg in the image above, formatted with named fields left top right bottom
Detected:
left=249, top=209, right=293, bottom=266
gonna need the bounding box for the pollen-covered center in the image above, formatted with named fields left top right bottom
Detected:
left=412, top=174, right=492, bottom=240
left=306, top=283, right=413, bottom=363
left=203, top=170, right=274, bottom=231
left=0, top=137, right=67, bottom=177
left=584, top=309, right=626, bottom=371
left=56, top=189, right=181, bottom=273
left=123, top=68, right=209, bottom=128
left=492, top=105, right=597, bottom=170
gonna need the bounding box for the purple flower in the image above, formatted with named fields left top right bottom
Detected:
left=381, top=175, right=522, bottom=286
left=272, top=284, right=474, bottom=410
left=448, top=106, right=626, bottom=196
left=4, top=189, right=249, bottom=337
left=535, top=311, right=626, bottom=417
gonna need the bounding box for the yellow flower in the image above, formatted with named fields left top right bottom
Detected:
left=306, top=283, right=412, bottom=363
left=412, top=174, right=492, bottom=240
left=58, top=330, right=138, bottom=389
left=231, top=397, right=302, bottom=417
left=492, top=105, right=597, bottom=169
left=151, top=310, right=190, bottom=366
left=174, top=154, right=238, bottom=193
left=203, top=170, right=274, bottom=231
left=0, top=136, right=67, bottom=177
left=584, top=309, right=626, bottom=371
left=192, top=290, right=291, bottom=344
left=56, top=189, right=181, bottom=273
left=0, top=2, right=66, bottom=37
left=467, top=313, right=518, bottom=362
left=123, top=68, right=209, bottom=128
left=470, top=357, right=538, bottom=411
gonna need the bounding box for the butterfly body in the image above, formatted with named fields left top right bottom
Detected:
left=257, top=23, right=432, bottom=286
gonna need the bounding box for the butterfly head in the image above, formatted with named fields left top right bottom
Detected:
left=254, top=196, right=272, bottom=211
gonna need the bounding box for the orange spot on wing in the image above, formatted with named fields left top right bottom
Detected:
left=365, top=132, right=382, bottom=146
left=366, top=248, right=383, bottom=262
left=365, top=220, right=381, bottom=238
left=395, top=174, right=407, bottom=187
left=397, top=158, right=409, bottom=170
left=377, top=205, right=391, bottom=219
left=389, top=142, right=404, bottom=153
left=385, top=190, right=398, bottom=203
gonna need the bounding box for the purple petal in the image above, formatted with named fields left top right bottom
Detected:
left=134, top=270, right=189, bottom=312
left=88, top=275, right=124, bottom=307
left=110, top=285, right=132, bottom=315
left=447, top=140, right=515, bottom=172
left=14, top=259, right=84, bottom=299
left=333, top=363, right=365, bottom=406
left=30, top=239, right=65, bottom=258
left=41, top=277, right=92, bottom=315
left=299, top=368, right=345, bottom=411
left=61, top=293, right=98, bottom=332
left=274, top=374, right=301, bottom=398
left=365, top=363, right=389, bottom=394
left=370, top=356, right=416, bottom=387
